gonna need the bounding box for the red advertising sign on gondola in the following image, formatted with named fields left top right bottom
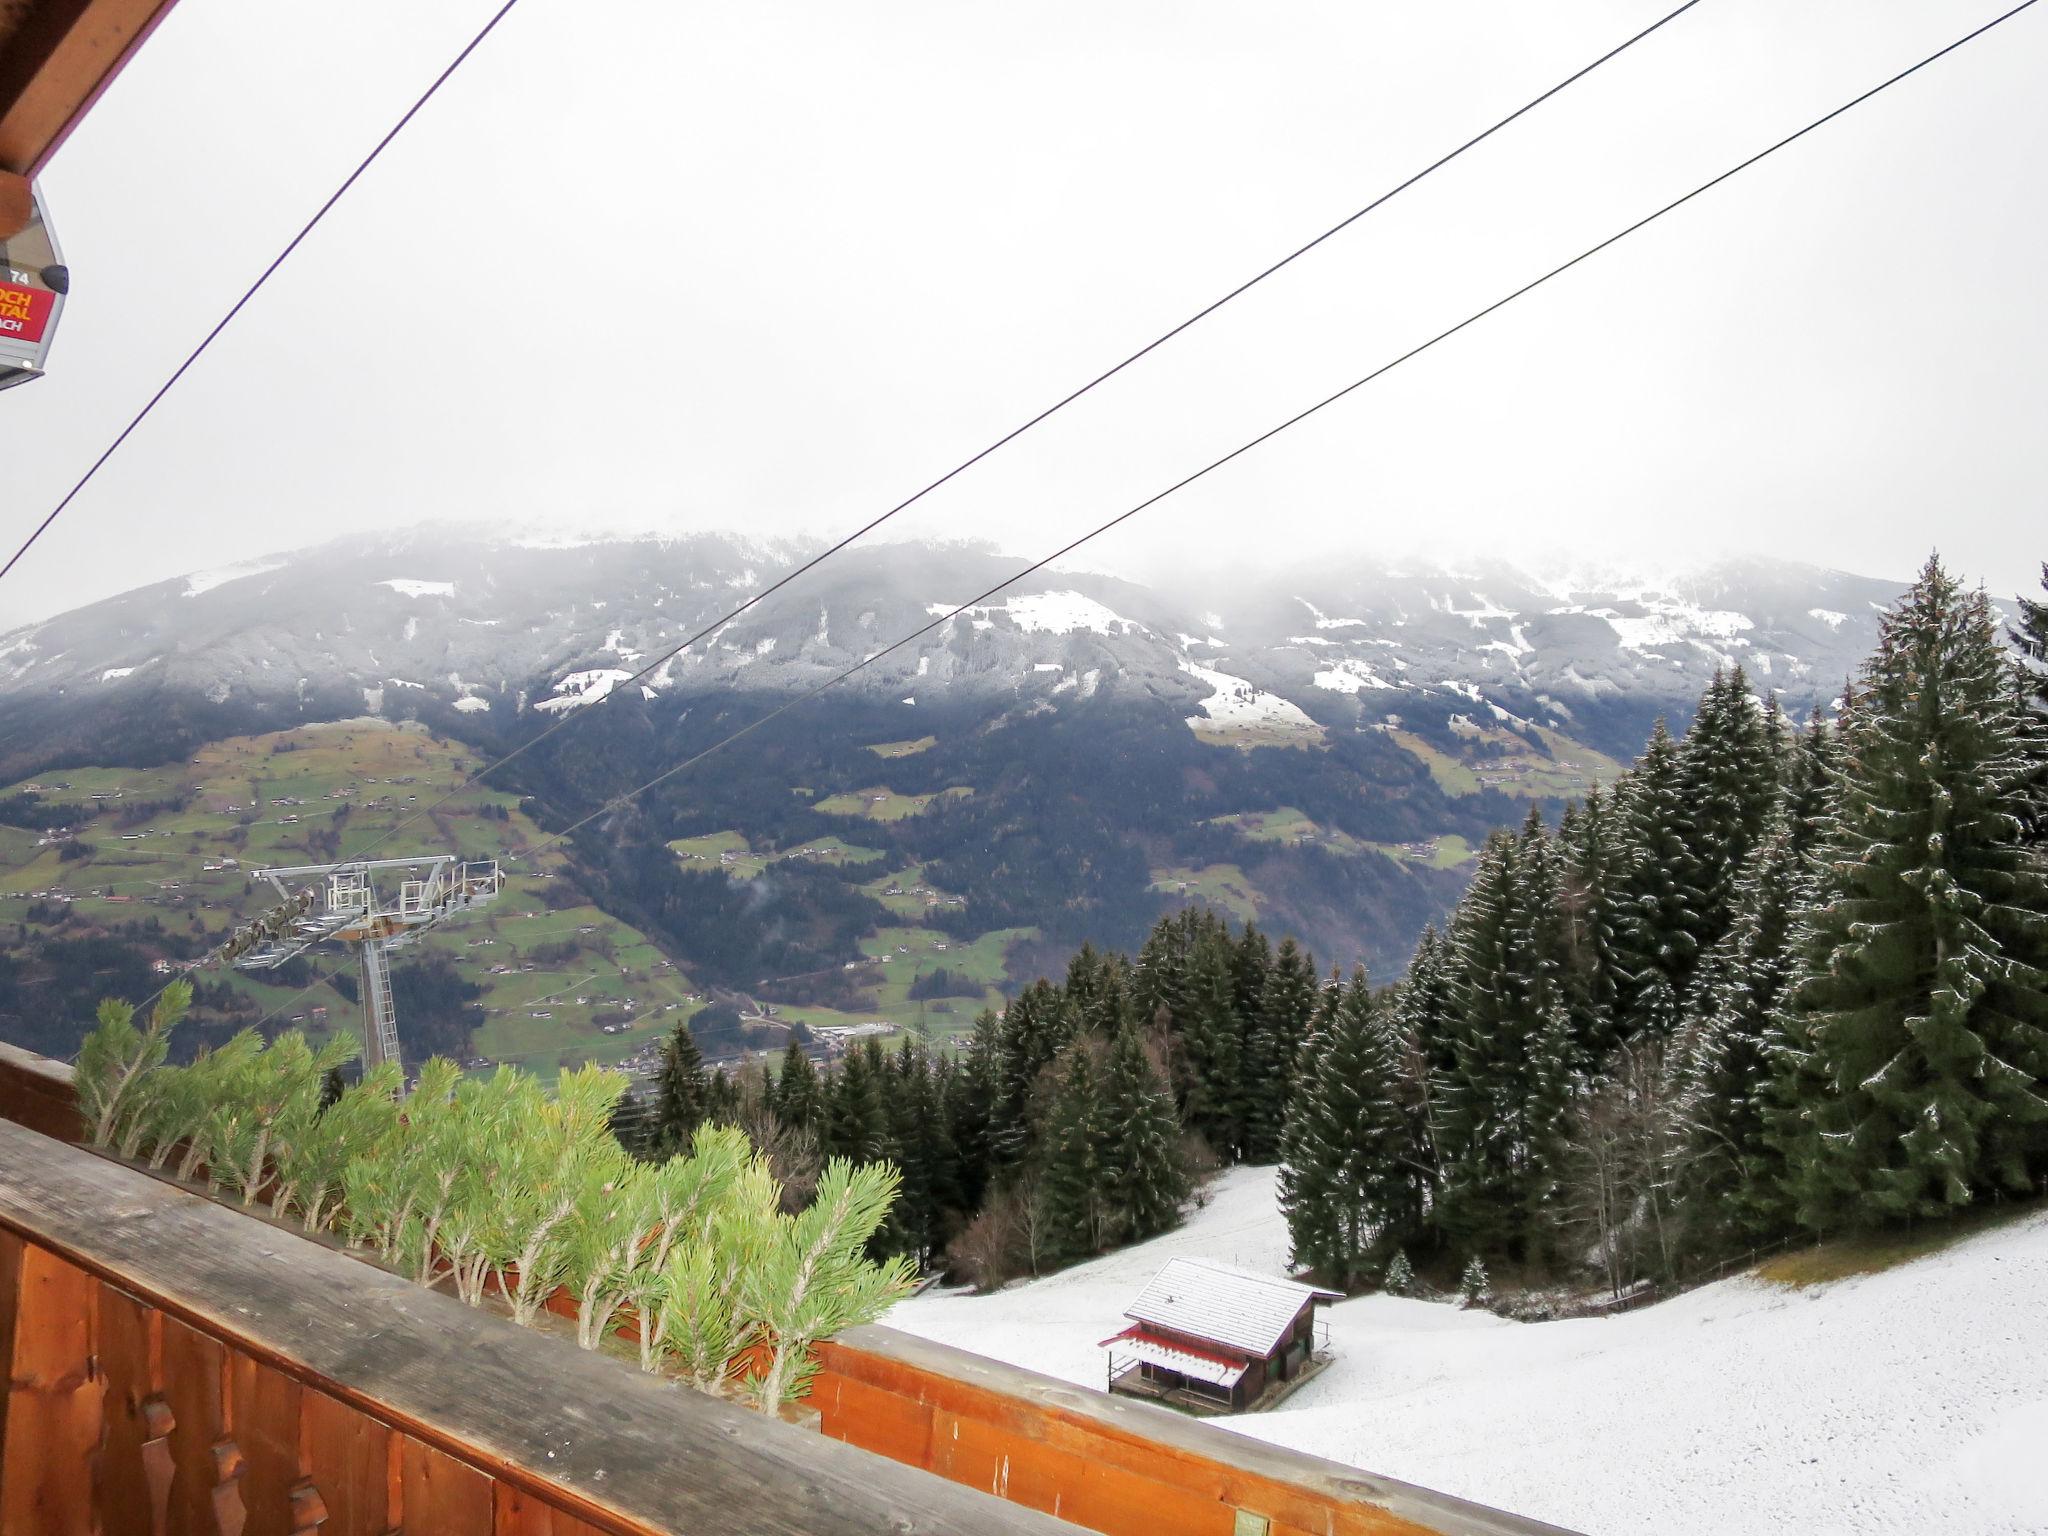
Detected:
left=0, top=281, right=54, bottom=344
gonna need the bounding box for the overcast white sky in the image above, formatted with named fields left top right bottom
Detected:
left=2, top=0, right=2043, bottom=627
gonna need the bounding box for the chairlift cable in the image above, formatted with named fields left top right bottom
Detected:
left=327, top=0, right=1710, bottom=865
left=519, top=0, right=2041, bottom=857
left=0, top=0, right=529, bottom=585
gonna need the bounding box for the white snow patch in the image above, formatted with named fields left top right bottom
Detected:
left=452, top=695, right=491, bottom=714
left=1313, top=659, right=1399, bottom=693
left=1032, top=662, right=1062, bottom=673
left=892, top=1166, right=2048, bottom=1536
left=754, top=636, right=778, bottom=656
left=1808, top=608, right=1849, bottom=630
left=99, top=658, right=157, bottom=682
left=534, top=668, right=633, bottom=713
left=378, top=579, right=456, bottom=599
left=1600, top=600, right=1754, bottom=653
left=1295, top=597, right=1369, bottom=630
left=945, top=590, right=1140, bottom=636
left=402, top=616, right=419, bottom=643
left=361, top=686, right=384, bottom=714
left=1180, top=660, right=1317, bottom=732
left=183, top=558, right=286, bottom=597
left=916, top=655, right=930, bottom=678
left=1201, top=611, right=1225, bottom=632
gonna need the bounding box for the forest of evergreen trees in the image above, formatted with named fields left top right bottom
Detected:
left=632, top=557, right=2048, bottom=1299
left=1280, top=557, right=2048, bottom=1294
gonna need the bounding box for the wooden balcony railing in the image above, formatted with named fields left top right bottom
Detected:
left=0, top=1042, right=1579, bottom=1536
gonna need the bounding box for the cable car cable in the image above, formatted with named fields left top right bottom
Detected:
left=0, top=0, right=529, bottom=586
left=516, top=0, right=2041, bottom=858
left=321, top=0, right=1709, bottom=866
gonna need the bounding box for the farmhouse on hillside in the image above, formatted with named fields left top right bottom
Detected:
left=1100, top=1257, right=1339, bottom=1414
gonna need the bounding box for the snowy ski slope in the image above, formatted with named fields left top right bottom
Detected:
left=887, top=1166, right=2048, bottom=1536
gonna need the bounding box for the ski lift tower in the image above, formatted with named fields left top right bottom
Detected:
left=227, top=856, right=503, bottom=1078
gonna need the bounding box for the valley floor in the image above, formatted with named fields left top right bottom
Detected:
left=886, top=1166, right=2048, bottom=1536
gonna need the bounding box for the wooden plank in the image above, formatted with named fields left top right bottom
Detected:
left=399, top=1435, right=492, bottom=1536
left=496, top=1483, right=604, bottom=1536
left=0, top=1045, right=83, bottom=1145
left=303, top=1387, right=389, bottom=1536
left=820, top=1328, right=1582, bottom=1536
left=0, top=1121, right=1081, bottom=1536
left=95, top=1281, right=163, bottom=1536
left=159, top=1313, right=228, bottom=1536
left=0, top=1244, right=103, bottom=1536
left=229, top=1352, right=304, bottom=1536
left=0, top=1228, right=19, bottom=1473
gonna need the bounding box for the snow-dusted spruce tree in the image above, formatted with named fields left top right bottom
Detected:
left=1673, top=811, right=1811, bottom=1248
left=1242, top=937, right=1319, bottom=1163
left=1459, top=1256, right=1490, bottom=1305
left=1098, top=1023, right=1189, bottom=1246
left=1278, top=970, right=1413, bottom=1287
left=1036, top=1042, right=1107, bottom=1263
left=1783, top=559, right=2048, bottom=1225
left=1678, top=668, right=1786, bottom=962
left=1383, top=1250, right=1414, bottom=1296
left=73, top=980, right=190, bottom=1148
left=1559, top=785, right=1627, bottom=1070
left=1614, top=719, right=1710, bottom=1039
left=1436, top=831, right=1557, bottom=1262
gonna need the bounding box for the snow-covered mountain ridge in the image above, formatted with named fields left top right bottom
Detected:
left=0, top=531, right=1901, bottom=761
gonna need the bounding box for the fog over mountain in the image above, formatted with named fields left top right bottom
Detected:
left=0, top=528, right=1896, bottom=766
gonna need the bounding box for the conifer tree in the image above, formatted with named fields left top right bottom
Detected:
left=1175, top=936, right=1247, bottom=1160
left=1099, top=1025, right=1188, bottom=1244
left=1435, top=831, right=1549, bottom=1259
left=1559, top=783, right=1627, bottom=1067
left=1242, top=937, right=1318, bottom=1162
left=946, top=1010, right=1001, bottom=1211
left=1614, top=719, right=1709, bottom=1038
left=826, top=1044, right=890, bottom=1164
left=1037, top=1043, right=1107, bottom=1262
left=1681, top=667, right=1786, bottom=959
left=1676, top=810, right=1810, bottom=1248
left=2011, top=565, right=2048, bottom=841
left=772, top=1040, right=824, bottom=1136
left=1278, top=970, right=1416, bottom=1286
left=1785, top=558, right=2048, bottom=1225
left=653, top=1020, right=709, bottom=1153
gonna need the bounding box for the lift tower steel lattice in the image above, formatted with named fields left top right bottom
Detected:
left=228, top=856, right=503, bottom=1078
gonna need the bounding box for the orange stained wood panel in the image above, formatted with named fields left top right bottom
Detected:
left=302, top=1385, right=391, bottom=1536
left=813, top=1368, right=936, bottom=1469
left=0, top=1244, right=104, bottom=1536
left=399, top=1434, right=494, bottom=1536
left=493, top=1482, right=605, bottom=1536
left=0, top=1230, right=19, bottom=1455
left=229, top=1351, right=305, bottom=1536
left=812, top=1344, right=1440, bottom=1536
left=158, top=1312, right=227, bottom=1536
left=94, top=1281, right=164, bottom=1536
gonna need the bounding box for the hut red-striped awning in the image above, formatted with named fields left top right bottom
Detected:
left=1098, top=1325, right=1249, bottom=1389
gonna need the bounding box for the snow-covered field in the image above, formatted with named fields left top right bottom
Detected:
left=887, top=1167, right=2048, bottom=1536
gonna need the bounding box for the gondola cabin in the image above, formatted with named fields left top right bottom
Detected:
left=1101, top=1256, right=1339, bottom=1415
left=0, top=184, right=65, bottom=389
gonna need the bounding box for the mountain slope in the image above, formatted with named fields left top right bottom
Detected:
left=890, top=1167, right=2048, bottom=1536
left=0, top=532, right=1905, bottom=991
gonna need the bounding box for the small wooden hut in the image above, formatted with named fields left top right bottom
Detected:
left=1100, top=1257, right=1339, bottom=1414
